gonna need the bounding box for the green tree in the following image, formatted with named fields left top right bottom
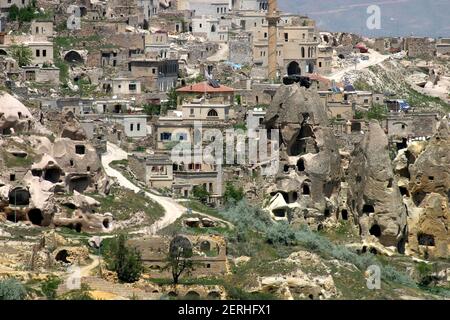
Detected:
left=104, top=234, right=143, bottom=283
left=162, top=87, right=178, bottom=112
left=223, top=182, right=244, bottom=205
left=0, top=278, right=27, bottom=300
left=8, top=5, right=19, bottom=21
left=10, top=44, right=33, bottom=67
left=366, top=104, right=388, bottom=121
left=192, top=185, right=210, bottom=203
left=143, top=103, right=161, bottom=116
left=163, top=235, right=195, bottom=285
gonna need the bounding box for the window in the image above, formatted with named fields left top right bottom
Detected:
left=160, top=132, right=172, bottom=141
left=284, top=33, right=289, bottom=42
left=137, top=123, right=141, bottom=131
left=207, top=109, right=218, bottom=117
left=75, top=145, right=86, bottom=155
left=264, top=32, right=267, bottom=38
left=152, top=68, right=156, bottom=74
left=36, top=49, right=40, bottom=57
left=43, top=50, right=47, bottom=57
left=190, top=108, right=194, bottom=115
left=319, top=62, right=322, bottom=67
left=130, top=123, right=134, bottom=131
left=129, top=84, right=137, bottom=91
left=10, top=174, right=15, bottom=182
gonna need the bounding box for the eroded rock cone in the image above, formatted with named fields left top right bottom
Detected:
left=347, top=121, right=407, bottom=250
left=263, top=84, right=342, bottom=227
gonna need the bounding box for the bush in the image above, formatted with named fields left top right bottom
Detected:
left=41, top=276, right=62, bottom=300
left=221, top=200, right=272, bottom=235
left=192, top=185, right=210, bottom=203
left=223, top=182, right=244, bottom=205
left=366, top=104, right=388, bottom=121
left=266, top=221, right=297, bottom=246
left=59, top=284, right=93, bottom=300
left=104, top=234, right=143, bottom=283
left=0, top=278, right=27, bottom=300
left=10, top=44, right=33, bottom=67
left=383, top=265, right=416, bottom=287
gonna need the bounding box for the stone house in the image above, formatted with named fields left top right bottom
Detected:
left=109, top=114, right=148, bottom=138
left=129, top=153, right=174, bottom=189
left=21, top=66, right=60, bottom=86
left=128, top=235, right=228, bottom=278
left=128, top=58, right=179, bottom=92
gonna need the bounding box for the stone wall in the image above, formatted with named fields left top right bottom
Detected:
left=229, top=33, right=253, bottom=66
left=405, top=38, right=436, bottom=58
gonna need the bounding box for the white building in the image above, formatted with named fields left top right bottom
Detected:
left=111, top=114, right=148, bottom=138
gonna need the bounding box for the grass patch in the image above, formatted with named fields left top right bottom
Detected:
left=88, top=187, right=164, bottom=223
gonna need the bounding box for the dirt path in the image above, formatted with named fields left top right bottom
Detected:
left=326, top=50, right=390, bottom=82
left=101, top=142, right=187, bottom=234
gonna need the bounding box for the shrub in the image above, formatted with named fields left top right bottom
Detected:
left=10, top=44, right=33, bottom=67
left=383, top=265, right=416, bottom=287
left=59, top=284, right=93, bottom=300
left=221, top=200, right=271, bottom=235
left=223, top=182, right=244, bottom=205
left=0, top=278, right=27, bottom=300
left=266, top=221, right=297, bottom=246
left=104, top=234, right=143, bottom=283
left=41, top=276, right=62, bottom=300
left=192, top=185, right=210, bottom=203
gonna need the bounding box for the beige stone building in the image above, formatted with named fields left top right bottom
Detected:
left=235, top=12, right=320, bottom=77
left=128, top=235, right=228, bottom=278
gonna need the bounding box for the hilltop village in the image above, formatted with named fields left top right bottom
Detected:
left=0, top=0, right=449, bottom=300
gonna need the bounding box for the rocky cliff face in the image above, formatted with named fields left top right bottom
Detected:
left=395, top=120, right=450, bottom=258
left=0, top=93, right=110, bottom=233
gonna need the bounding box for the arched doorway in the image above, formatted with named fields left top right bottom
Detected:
left=8, top=188, right=30, bottom=206
left=64, top=51, right=84, bottom=64
left=287, top=61, right=301, bottom=75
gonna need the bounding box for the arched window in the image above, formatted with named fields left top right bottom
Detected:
left=211, top=24, right=216, bottom=32
left=301, top=47, right=305, bottom=58
left=207, top=109, right=218, bottom=117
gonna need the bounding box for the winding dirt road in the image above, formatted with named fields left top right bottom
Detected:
left=101, top=142, right=187, bottom=234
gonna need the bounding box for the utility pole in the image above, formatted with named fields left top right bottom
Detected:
left=267, top=0, right=280, bottom=81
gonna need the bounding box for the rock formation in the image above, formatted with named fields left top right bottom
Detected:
left=347, top=121, right=407, bottom=251
left=262, top=84, right=342, bottom=229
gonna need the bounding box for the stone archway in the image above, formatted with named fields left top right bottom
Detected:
left=8, top=188, right=30, bottom=206
left=184, top=291, right=201, bottom=300
left=64, top=50, right=84, bottom=64
left=287, top=61, right=301, bottom=75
